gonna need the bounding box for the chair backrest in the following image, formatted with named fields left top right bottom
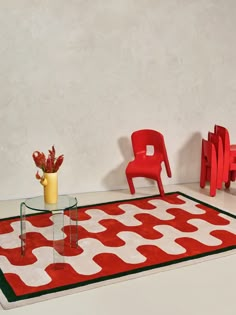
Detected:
left=131, top=129, right=172, bottom=177
left=208, top=131, right=223, bottom=187
left=214, top=125, right=230, bottom=182
left=201, top=138, right=217, bottom=174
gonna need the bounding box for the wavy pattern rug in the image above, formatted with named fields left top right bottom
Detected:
left=1, top=191, right=236, bottom=309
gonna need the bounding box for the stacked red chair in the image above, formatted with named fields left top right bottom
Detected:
left=214, top=125, right=236, bottom=188
left=125, top=129, right=172, bottom=196
left=208, top=131, right=223, bottom=190
left=200, top=125, right=236, bottom=196
left=200, top=139, right=218, bottom=197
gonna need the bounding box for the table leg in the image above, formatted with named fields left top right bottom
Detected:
left=69, top=206, right=79, bottom=248
left=20, top=202, right=26, bottom=256
left=52, top=210, right=65, bottom=267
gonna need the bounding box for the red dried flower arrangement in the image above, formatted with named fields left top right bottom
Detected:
left=32, top=145, right=64, bottom=180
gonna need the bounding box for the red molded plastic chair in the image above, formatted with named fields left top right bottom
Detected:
left=200, top=138, right=217, bottom=197
left=125, top=129, right=172, bottom=196
left=214, top=125, right=236, bottom=188
left=208, top=132, right=223, bottom=189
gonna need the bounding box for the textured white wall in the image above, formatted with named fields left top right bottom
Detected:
left=0, top=0, right=236, bottom=200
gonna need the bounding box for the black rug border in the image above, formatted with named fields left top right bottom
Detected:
left=1, top=191, right=236, bottom=304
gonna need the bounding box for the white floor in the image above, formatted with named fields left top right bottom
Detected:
left=1, top=182, right=236, bottom=315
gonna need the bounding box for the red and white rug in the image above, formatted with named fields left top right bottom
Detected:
left=0, top=191, right=236, bottom=309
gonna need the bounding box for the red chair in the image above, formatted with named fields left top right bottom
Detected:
left=200, top=138, right=217, bottom=197
left=125, top=129, right=172, bottom=196
left=214, top=125, right=236, bottom=188
left=208, top=132, right=223, bottom=189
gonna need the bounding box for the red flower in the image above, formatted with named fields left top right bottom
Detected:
left=32, top=151, right=46, bottom=171
left=33, top=146, right=64, bottom=178
left=54, top=155, right=64, bottom=172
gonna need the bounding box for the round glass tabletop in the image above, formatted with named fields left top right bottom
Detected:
left=23, top=195, right=77, bottom=212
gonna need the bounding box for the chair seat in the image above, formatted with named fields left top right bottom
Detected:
left=127, top=155, right=162, bottom=178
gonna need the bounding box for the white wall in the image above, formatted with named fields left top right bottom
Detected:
left=0, top=0, right=236, bottom=200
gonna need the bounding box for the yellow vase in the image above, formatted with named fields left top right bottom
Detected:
left=41, top=172, right=58, bottom=204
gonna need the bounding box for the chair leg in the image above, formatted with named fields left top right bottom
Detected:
left=225, top=180, right=231, bottom=189
left=210, top=168, right=217, bottom=197
left=216, top=174, right=223, bottom=190
left=224, top=170, right=231, bottom=188
left=126, top=175, right=135, bottom=194
left=200, top=164, right=206, bottom=188
left=156, top=177, right=164, bottom=197
left=230, top=171, right=236, bottom=181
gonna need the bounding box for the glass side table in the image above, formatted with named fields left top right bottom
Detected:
left=20, top=195, right=78, bottom=266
